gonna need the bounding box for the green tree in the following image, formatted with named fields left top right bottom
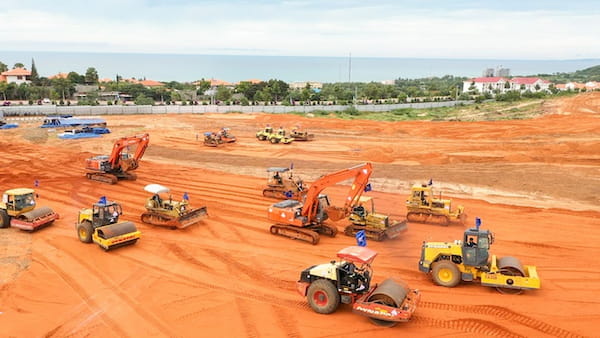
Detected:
left=13, top=62, right=25, bottom=69
left=67, top=71, right=85, bottom=84
left=0, top=82, right=7, bottom=100
left=264, top=79, right=289, bottom=102
left=195, top=79, right=211, bottom=95
left=30, top=58, right=40, bottom=85
left=52, top=78, right=75, bottom=101
left=84, top=67, right=99, bottom=84
left=134, top=93, right=154, bottom=105
left=215, top=85, right=232, bottom=102
left=0, top=61, right=7, bottom=73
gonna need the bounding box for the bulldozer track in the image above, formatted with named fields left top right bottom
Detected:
left=271, top=304, right=302, bottom=338
left=166, top=243, right=211, bottom=270
left=420, top=301, right=582, bottom=337
left=236, top=298, right=260, bottom=338
left=411, top=315, right=524, bottom=338
left=33, top=256, right=129, bottom=338
left=42, top=240, right=176, bottom=337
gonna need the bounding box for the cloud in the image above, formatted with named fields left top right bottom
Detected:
left=1, top=2, right=599, bottom=58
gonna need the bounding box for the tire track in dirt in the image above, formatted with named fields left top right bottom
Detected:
left=420, top=301, right=581, bottom=337
left=33, top=256, right=128, bottom=338
left=235, top=298, right=260, bottom=338
left=411, top=315, right=524, bottom=337
left=42, top=240, right=176, bottom=337
left=165, top=242, right=211, bottom=270
left=271, top=304, right=302, bottom=338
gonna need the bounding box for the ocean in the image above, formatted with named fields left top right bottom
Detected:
left=1, top=51, right=599, bottom=84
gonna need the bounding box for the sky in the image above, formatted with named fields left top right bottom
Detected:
left=1, top=0, right=600, bottom=59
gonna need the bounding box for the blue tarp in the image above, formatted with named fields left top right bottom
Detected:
left=41, top=117, right=107, bottom=128
left=58, top=132, right=101, bottom=139
left=0, top=123, right=19, bottom=129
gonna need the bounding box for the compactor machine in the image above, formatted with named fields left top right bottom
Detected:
left=298, top=246, right=420, bottom=327
left=203, top=132, right=222, bottom=147
left=0, top=188, right=59, bottom=231
left=262, top=167, right=305, bottom=200
left=76, top=198, right=141, bottom=250
left=344, top=196, right=407, bottom=241
left=141, top=184, right=207, bottom=229
left=85, top=133, right=150, bottom=184
left=419, top=219, right=540, bottom=294
left=256, top=126, right=294, bottom=144
left=218, top=127, right=236, bottom=143
left=267, top=162, right=373, bottom=245
left=406, top=183, right=466, bottom=226
left=290, top=126, right=315, bottom=141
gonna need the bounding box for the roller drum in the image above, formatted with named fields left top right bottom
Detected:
left=497, top=256, right=525, bottom=276
left=21, top=206, right=55, bottom=220
left=367, top=278, right=409, bottom=307
left=97, top=221, right=138, bottom=239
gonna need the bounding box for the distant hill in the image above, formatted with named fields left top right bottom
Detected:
left=538, top=65, right=600, bottom=83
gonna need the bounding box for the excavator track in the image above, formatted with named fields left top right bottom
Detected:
left=86, top=172, right=118, bottom=184
left=269, top=224, right=320, bottom=245
left=316, top=223, right=338, bottom=237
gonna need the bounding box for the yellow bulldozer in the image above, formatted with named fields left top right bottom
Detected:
left=0, top=188, right=59, bottom=231
left=76, top=198, right=141, bottom=250
left=141, top=184, right=207, bottom=229
left=262, top=167, right=306, bottom=200
left=406, top=183, right=466, bottom=226
left=344, top=196, right=407, bottom=241
left=418, top=218, right=540, bottom=294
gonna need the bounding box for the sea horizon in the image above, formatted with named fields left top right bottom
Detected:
left=2, top=50, right=599, bottom=84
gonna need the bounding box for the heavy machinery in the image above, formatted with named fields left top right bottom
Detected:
left=262, top=167, right=305, bottom=200
left=297, top=246, right=420, bottom=327
left=406, top=183, right=466, bottom=226
left=218, top=127, right=236, bottom=143
left=85, top=133, right=150, bottom=184
left=344, top=196, right=407, bottom=241
left=76, top=198, right=141, bottom=250
left=203, top=132, right=222, bottom=147
left=0, top=188, right=59, bottom=231
left=418, top=219, right=541, bottom=294
left=256, top=126, right=294, bottom=144
left=268, top=162, right=373, bottom=245
left=141, top=184, right=207, bottom=229
left=290, top=126, right=315, bottom=141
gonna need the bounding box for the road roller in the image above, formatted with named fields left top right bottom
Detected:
left=297, top=246, right=420, bottom=327
left=418, top=218, right=540, bottom=294
left=0, top=188, right=59, bottom=231
left=76, top=198, right=141, bottom=251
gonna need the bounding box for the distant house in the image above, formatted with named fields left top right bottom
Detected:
left=48, top=72, right=69, bottom=80
left=559, top=81, right=599, bottom=91
left=462, top=77, right=508, bottom=94
left=289, top=81, right=324, bottom=90
left=1, top=67, right=31, bottom=84
left=139, top=79, right=164, bottom=88
left=509, top=77, right=551, bottom=92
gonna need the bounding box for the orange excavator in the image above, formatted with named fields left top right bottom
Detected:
left=268, top=162, right=373, bottom=245
left=85, top=133, right=150, bottom=184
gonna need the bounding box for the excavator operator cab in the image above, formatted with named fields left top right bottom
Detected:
left=315, top=194, right=331, bottom=222
left=462, top=227, right=493, bottom=267
left=92, top=202, right=123, bottom=227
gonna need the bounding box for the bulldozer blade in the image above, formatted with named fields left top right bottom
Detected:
left=11, top=206, right=59, bottom=231
left=385, top=220, right=408, bottom=239
left=177, top=206, right=208, bottom=228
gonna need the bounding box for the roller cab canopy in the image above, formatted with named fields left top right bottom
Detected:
left=267, top=167, right=290, bottom=173
left=337, top=246, right=378, bottom=265
left=144, top=184, right=170, bottom=195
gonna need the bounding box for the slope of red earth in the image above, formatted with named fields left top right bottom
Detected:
left=1, top=92, right=599, bottom=337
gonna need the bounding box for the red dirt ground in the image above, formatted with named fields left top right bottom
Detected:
left=1, top=92, right=599, bottom=337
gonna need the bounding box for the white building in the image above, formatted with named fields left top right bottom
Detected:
left=509, top=77, right=551, bottom=92
left=463, top=76, right=552, bottom=95
left=0, top=67, right=31, bottom=85
left=462, top=77, right=508, bottom=94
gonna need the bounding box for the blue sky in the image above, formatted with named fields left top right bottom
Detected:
left=2, top=0, right=599, bottom=59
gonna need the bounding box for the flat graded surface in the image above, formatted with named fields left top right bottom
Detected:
left=1, top=92, right=599, bottom=337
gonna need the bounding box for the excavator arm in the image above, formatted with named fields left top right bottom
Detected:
left=302, top=163, right=373, bottom=221
left=108, top=133, right=150, bottom=170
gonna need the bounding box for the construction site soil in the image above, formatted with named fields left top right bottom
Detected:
left=1, top=92, right=599, bottom=337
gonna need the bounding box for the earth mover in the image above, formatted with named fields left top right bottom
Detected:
left=419, top=219, right=540, bottom=294
left=406, top=183, right=466, bottom=226
left=262, top=167, right=305, bottom=200
left=218, top=127, right=236, bottom=143
left=203, top=132, right=222, bottom=147
left=298, top=246, right=420, bottom=327
left=290, top=126, right=315, bottom=141
left=0, top=188, right=59, bottom=231
left=141, top=184, right=207, bottom=229
left=268, top=162, right=373, bottom=245
left=256, top=125, right=274, bottom=141
left=344, top=196, right=408, bottom=241
left=85, top=133, right=150, bottom=184
left=256, top=126, right=294, bottom=144
left=76, top=198, right=141, bottom=250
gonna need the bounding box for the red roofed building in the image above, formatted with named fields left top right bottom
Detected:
left=462, top=77, right=508, bottom=94
left=48, top=72, right=69, bottom=80
left=139, top=79, right=164, bottom=88
left=509, top=77, right=551, bottom=92
left=1, top=67, right=31, bottom=84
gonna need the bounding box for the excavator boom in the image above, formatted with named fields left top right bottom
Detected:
left=85, top=133, right=150, bottom=184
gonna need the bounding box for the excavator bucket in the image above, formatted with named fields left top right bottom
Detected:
left=11, top=206, right=60, bottom=231
left=326, top=206, right=348, bottom=221
left=92, top=221, right=141, bottom=250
